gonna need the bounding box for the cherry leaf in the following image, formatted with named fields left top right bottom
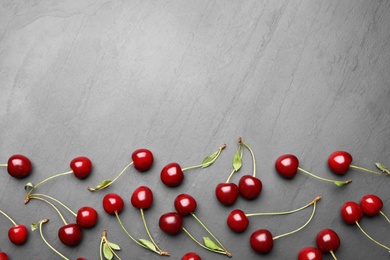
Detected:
left=24, top=182, right=34, bottom=191
left=103, top=242, right=113, bottom=260
left=30, top=223, right=38, bottom=231
left=139, top=238, right=157, bottom=251
left=232, top=147, right=243, bottom=171
left=334, top=181, right=347, bottom=187
left=375, top=163, right=390, bottom=175
left=203, top=237, right=223, bottom=251
left=96, top=179, right=112, bottom=189
left=202, top=151, right=219, bottom=168
left=108, top=242, right=121, bottom=251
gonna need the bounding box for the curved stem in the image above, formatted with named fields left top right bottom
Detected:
left=330, top=250, right=337, bottom=260
left=88, top=162, right=133, bottom=191
left=30, top=194, right=77, bottom=216
left=182, top=144, right=226, bottom=172
left=350, top=165, right=382, bottom=175
left=355, top=221, right=390, bottom=251
left=140, top=208, right=169, bottom=256
left=380, top=211, right=390, bottom=223
left=30, top=196, right=68, bottom=225
left=27, top=171, right=73, bottom=199
left=0, top=209, right=17, bottom=226
left=298, top=167, right=351, bottom=186
left=38, top=219, right=69, bottom=260
left=240, top=138, right=256, bottom=178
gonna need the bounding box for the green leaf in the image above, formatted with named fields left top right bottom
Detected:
left=232, top=148, right=242, bottom=171
left=31, top=223, right=38, bottom=231
left=139, top=238, right=157, bottom=251
left=108, top=242, right=121, bottom=251
left=103, top=242, right=113, bottom=260
left=96, top=179, right=112, bottom=189
left=203, top=237, right=223, bottom=251
left=201, top=151, right=219, bottom=168
left=334, top=181, right=347, bottom=187
left=24, top=182, right=34, bottom=191
left=375, top=163, right=390, bottom=175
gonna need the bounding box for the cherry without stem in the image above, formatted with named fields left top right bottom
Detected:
left=1, top=154, right=32, bottom=179
left=181, top=252, right=201, bottom=260
left=298, top=247, right=323, bottom=260
left=315, top=228, right=340, bottom=260
left=0, top=209, right=28, bottom=245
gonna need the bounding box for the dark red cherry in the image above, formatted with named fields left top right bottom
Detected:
left=298, top=247, right=323, bottom=260
left=160, top=162, right=184, bottom=187
left=174, top=194, right=197, bottom=216
left=215, top=183, right=239, bottom=206
left=159, top=212, right=183, bottom=235
left=131, top=186, right=153, bottom=209
left=238, top=175, right=262, bottom=200
left=76, top=206, right=98, bottom=229
left=181, top=252, right=201, bottom=260
left=275, top=154, right=299, bottom=179
left=328, top=151, right=352, bottom=175
left=360, top=194, right=383, bottom=217
left=70, top=156, right=92, bottom=179
left=132, top=149, right=154, bottom=172
left=76, top=258, right=87, bottom=260
left=315, top=228, right=340, bottom=253
left=8, top=224, right=28, bottom=245
left=341, top=201, right=363, bottom=225
left=227, top=209, right=249, bottom=233
left=0, top=252, right=8, bottom=260
left=250, top=229, right=273, bottom=254
left=102, top=193, right=124, bottom=215
left=58, top=223, right=83, bottom=247
left=7, top=154, right=32, bottom=179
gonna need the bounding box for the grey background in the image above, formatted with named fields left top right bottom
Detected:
left=1, top=0, right=389, bottom=259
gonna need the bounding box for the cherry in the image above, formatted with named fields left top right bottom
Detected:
left=315, top=228, right=340, bottom=258
left=250, top=229, right=273, bottom=254
left=102, top=193, right=124, bottom=215
left=298, top=247, right=323, bottom=260
left=275, top=154, right=351, bottom=187
left=227, top=209, right=249, bottom=233
left=181, top=252, right=201, bottom=260
left=360, top=194, right=384, bottom=217
left=131, top=186, right=154, bottom=209
left=341, top=201, right=363, bottom=225
left=58, top=223, right=83, bottom=247
left=70, top=156, right=92, bottom=179
left=238, top=175, right=262, bottom=200
left=159, top=212, right=183, bottom=235
left=0, top=252, right=8, bottom=260
left=8, top=225, right=28, bottom=245
left=215, top=183, right=239, bottom=206
left=76, top=206, right=98, bottom=229
left=174, top=194, right=197, bottom=216
left=5, top=154, right=32, bottom=178
left=76, top=258, right=87, bottom=260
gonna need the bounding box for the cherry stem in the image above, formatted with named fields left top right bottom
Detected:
left=349, top=165, right=383, bottom=175
left=330, top=251, right=337, bottom=260
left=29, top=194, right=77, bottom=217
left=100, top=230, right=122, bottom=260
left=140, top=208, right=169, bottom=256
left=272, top=198, right=317, bottom=240
left=182, top=144, right=226, bottom=171
left=88, top=162, right=134, bottom=191
left=245, top=196, right=321, bottom=217
left=0, top=164, right=7, bottom=167
left=37, top=219, right=69, bottom=260
left=355, top=221, right=390, bottom=251
left=239, top=138, right=256, bottom=178
left=380, top=211, right=390, bottom=223
left=29, top=196, right=68, bottom=225
left=225, top=169, right=236, bottom=183
left=0, top=209, right=17, bottom=226
left=297, top=167, right=352, bottom=186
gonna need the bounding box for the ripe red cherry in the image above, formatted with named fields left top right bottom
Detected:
left=76, top=206, right=98, bottom=229
left=227, top=209, right=249, bottom=233
left=58, top=223, right=83, bottom=247
left=76, top=258, right=87, bottom=260
left=102, top=193, right=124, bottom=215
left=159, top=212, right=183, bottom=235
left=238, top=175, right=262, bottom=200
left=360, top=194, right=383, bottom=217
left=132, top=149, right=154, bottom=172
left=8, top=224, right=28, bottom=245
left=0, top=252, right=8, bottom=260
left=298, top=247, right=323, bottom=260
left=7, top=154, right=32, bottom=178
left=250, top=229, right=273, bottom=254
left=131, top=186, right=153, bottom=209
left=275, top=154, right=299, bottom=178
left=341, top=201, right=363, bottom=224
left=181, top=252, right=201, bottom=260
left=160, top=162, right=184, bottom=187
left=215, top=183, right=239, bottom=206
left=315, top=228, right=340, bottom=254
left=174, top=194, right=197, bottom=216
left=70, top=156, right=92, bottom=179
left=328, top=151, right=352, bottom=175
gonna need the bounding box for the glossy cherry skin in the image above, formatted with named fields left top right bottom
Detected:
left=181, top=252, right=201, bottom=260
left=76, top=258, right=87, bottom=260
left=275, top=154, right=299, bottom=179
left=58, top=223, right=83, bottom=247
left=227, top=209, right=249, bottom=233
left=250, top=229, right=273, bottom=254
left=7, top=154, right=32, bottom=179
left=8, top=224, right=28, bottom=245
left=298, top=247, right=323, bottom=260
left=360, top=194, right=383, bottom=217
left=238, top=175, right=262, bottom=200
left=159, top=212, right=183, bottom=235
left=132, top=149, right=154, bottom=172
left=0, top=252, right=8, bottom=260
left=215, top=183, right=239, bottom=206
left=70, top=156, right=92, bottom=179
left=160, top=162, right=184, bottom=187
left=174, top=194, right=197, bottom=216
left=102, top=193, right=124, bottom=215
left=328, top=151, right=352, bottom=175
left=76, top=206, right=98, bottom=229
left=315, top=228, right=340, bottom=253
left=131, top=186, right=153, bottom=209
left=341, top=201, right=363, bottom=224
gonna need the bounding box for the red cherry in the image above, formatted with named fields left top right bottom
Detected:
left=76, top=258, right=87, bottom=260
left=298, top=247, right=323, bottom=260
left=275, top=154, right=299, bottom=179
left=316, top=228, right=340, bottom=253
left=215, top=183, right=239, bottom=206
left=328, top=151, right=352, bottom=175
left=58, top=223, right=83, bottom=247
left=8, top=224, right=28, bottom=245
left=132, top=149, right=154, bottom=172
left=160, top=162, right=184, bottom=186
left=360, top=194, right=383, bottom=217
left=227, top=209, right=249, bottom=233
left=102, top=193, right=124, bottom=215
left=70, top=156, right=92, bottom=179
left=76, top=206, right=98, bottom=229
left=181, top=252, right=201, bottom=260
left=0, top=252, right=8, bottom=260
left=131, top=186, right=154, bottom=209
left=7, top=154, right=32, bottom=179
left=174, top=194, right=197, bottom=216
left=238, top=175, right=262, bottom=200
left=250, top=229, right=273, bottom=254
left=159, top=212, right=183, bottom=235
left=341, top=201, right=363, bottom=224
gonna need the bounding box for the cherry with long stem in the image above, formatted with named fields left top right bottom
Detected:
left=0, top=209, right=28, bottom=245
left=100, top=230, right=122, bottom=260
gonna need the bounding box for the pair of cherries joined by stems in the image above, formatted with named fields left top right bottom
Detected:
left=298, top=228, right=341, bottom=260
left=215, top=138, right=262, bottom=206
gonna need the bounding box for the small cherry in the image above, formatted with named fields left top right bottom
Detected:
left=298, top=247, right=323, bottom=260
left=76, top=206, right=98, bottom=229
left=315, top=228, right=340, bottom=260
left=181, top=252, right=201, bottom=260
left=58, top=223, right=83, bottom=247
left=0, top=209, right=28, bottom=245
left=161, top=144, right=225, bottom=187
left=0, top=154, right=32, bottom=179
left=159, top=212, right=183, bottom=235
left=0, top=252, right=8, bottom=260
left=359, top=194, right=389, bottom=221
left=102, top=193, right=124, bottom=215
left=89, top=148, right=153, bottom=191
left=275, top=154, right=351, bottom=187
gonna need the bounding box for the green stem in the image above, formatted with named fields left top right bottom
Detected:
left=38, top=219, right=69, bottom=260
left=140, top=208, right=169, bottom=256
left=225, top=169, right=236, bottom=183
left=0, top=164, right=7, bottom=167
left=380, top=211, right=390, bottom=224
left=355, top=221, right=390, bottom=251
left=30, top=196, right=68, bottom=225
left=330, top=251, right=337, bottom=260
left=350, top=165, right=382, bottom=175
left=298, top=167, right=352, bottom=186
left=0, top=209, right=17, bottom=226
left=26, top=170, right=73, bottom=198
left=100, top=234, right=104, bottom=260
left=100, top=230, right=122, bottom=260
left=88, top=162, right=133, bottom=191
left=182, top=144, right=226, bottom=172
left=30, top=194, right=77, bottom=216
left=240, top=138, right=256, bottom=178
